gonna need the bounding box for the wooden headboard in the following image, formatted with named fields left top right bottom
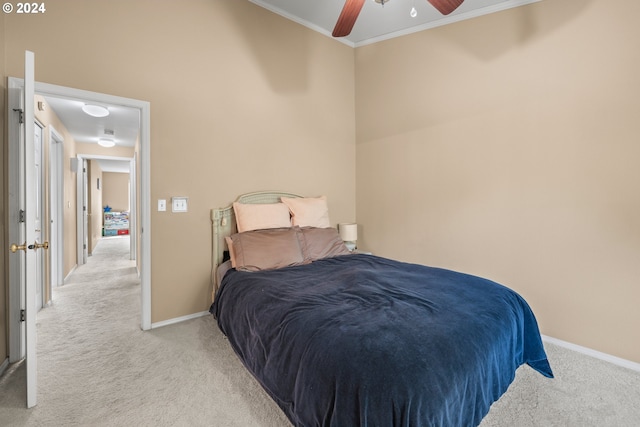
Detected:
left=210, top=191, right=302, bottom=299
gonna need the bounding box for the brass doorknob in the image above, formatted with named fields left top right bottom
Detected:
left=10, top=242, right=28, bottom=253
left=28, top=241, right=49, bottom=251
left=35, top=241, right=49, bottom=250
left=10, top=241, right=49, bottom=252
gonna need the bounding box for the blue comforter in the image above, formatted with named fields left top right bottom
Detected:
left=211, top=254, right=553, bottom=427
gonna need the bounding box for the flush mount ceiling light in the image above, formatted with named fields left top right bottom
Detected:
left=82, top=104, right=110, bottom=118
left=98, top=138, right=116, bottom=148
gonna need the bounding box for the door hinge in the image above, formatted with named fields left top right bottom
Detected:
left=19, top=209, right=25, bottom=223
left=13, top=108, right=24, bottom=124
left=20, top=309, right=25, bottom=322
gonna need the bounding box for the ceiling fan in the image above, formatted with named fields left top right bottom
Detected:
left=332, top=0, right=465, bottom=37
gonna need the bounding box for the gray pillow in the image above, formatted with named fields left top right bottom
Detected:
left=299, top=227, right=351, bottom=262
left=227, top=227, right=306, bottom=272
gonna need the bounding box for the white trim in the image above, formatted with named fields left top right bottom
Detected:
left=543, top=335, right=640, bottom=373
left=139, top=102, right=151, bottom=331
left=63, top=264, right=78, bottom=284
left=249, top=0, right=542, bottom=48
left=129, top=155, right=137, bottom=262
left=354, top=0, right=543, bottom=47
left=25, top=49, right=37, bottom=409
left=75, top=153, right=133, bottom=162
left=75, top=153, right=135, bottom=263
left=150, top=311, right=210, bottom=329
left=76, top=157, right=88, bottom=266
left=16, top=80, right=151, bottom=332
left=48, top=125, right=65, bottom=291
left=248, top=0, right=354, bottom=45
left=7, top=77, right=25, bottom=363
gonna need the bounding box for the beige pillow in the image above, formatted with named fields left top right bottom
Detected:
left=226, top=228, right=306, bottom=272
left=233, top=202, right=292, bottom=233
left=281, top=196, right=330, bottom=228
left=299, top=227, right=351, bottom=262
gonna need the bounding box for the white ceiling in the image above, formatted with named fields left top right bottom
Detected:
left=250, top=0, right=541, bottom=46
left=43, top=95, right=139, bottom=173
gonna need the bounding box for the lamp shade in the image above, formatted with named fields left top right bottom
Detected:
left=338, top=223, right=358, bottom=242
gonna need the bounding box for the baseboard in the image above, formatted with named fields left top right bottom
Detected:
left=0, top=358, right=9, bottom=377
left=150, top=311, right=210, bottom=329
left=63, top=265, right=78, bottom=284
left=542, top=335, right=640, bottom=373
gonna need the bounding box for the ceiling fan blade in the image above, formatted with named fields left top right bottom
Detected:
left=427, top=0, right=465, bottom=15
left=332, top=0, right=366, bottom=37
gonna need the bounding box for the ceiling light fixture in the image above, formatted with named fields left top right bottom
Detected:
left=98, top=138, right=116, bottom=148
left=82, top=104, right=109, bottom=118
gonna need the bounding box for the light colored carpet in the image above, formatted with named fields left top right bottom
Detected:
left=1, top=236, right=639, bottom=426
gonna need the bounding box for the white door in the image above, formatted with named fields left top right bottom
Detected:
left=75, top=156, right=88, bottom=267
left=34, top=122, right=44, bottom=311
left=24, top=50, right=40, bottom=409
left=82, top=159, right=89, bottom=262
left=6, top=50, right=47, bottom=409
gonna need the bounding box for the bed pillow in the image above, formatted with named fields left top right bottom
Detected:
left=233, top=202, right=292, bottom=233
left=281, top=196, right=330, bottom=228
left=225, top=236, right=237, bottom=268
left=216, top=259, right=233, bottom=286
left=226, top=227, right=306, bottom=272
left=299, top=227, right=351, bottom=262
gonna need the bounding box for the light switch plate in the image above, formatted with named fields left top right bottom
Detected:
left=171, top=197, right=188, bottom=213
left=158, top=199, right=166, bottom=212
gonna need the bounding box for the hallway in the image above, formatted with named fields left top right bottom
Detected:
left=0, top=236, right=140, bottom=424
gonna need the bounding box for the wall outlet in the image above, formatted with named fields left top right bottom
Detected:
left=171, top=197, right=188, bottom=213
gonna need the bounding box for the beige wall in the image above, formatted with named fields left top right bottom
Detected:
left=33, top=95, right=78, bottom=278
left=76, top=142, right=134, bottom=159
left=356, top=0, right=640, bottom=363
left=6, top=0, right=633, bottom=366
left=2, top=1, right=356, bottom=324
left=102, top=172, right=130, bottom=213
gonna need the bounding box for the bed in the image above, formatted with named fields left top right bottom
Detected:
left=210, top=191, right=553, bottom=427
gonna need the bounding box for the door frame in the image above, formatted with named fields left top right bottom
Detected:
left=129, top=155, right=137, bottom=262
left=78, top=158, right=88, bottom=265
left=34, top=120, right=45, bottom=311
left=7, top=79, right=152, bottom=354
left=48, top=125, right=64, bottom=290
left=7, top=78, right=26, bottom=362
left=75, top=154, right=136, bottom=263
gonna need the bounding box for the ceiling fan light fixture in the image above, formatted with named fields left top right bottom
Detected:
left=82, top=104, right=109, bottom=118
left=98, top=138, right=116, bottom=148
